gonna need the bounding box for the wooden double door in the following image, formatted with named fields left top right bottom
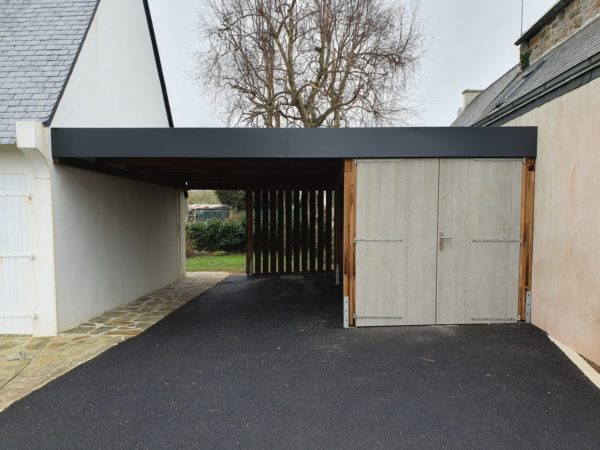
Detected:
left=354, top=159, right=523, bottom=327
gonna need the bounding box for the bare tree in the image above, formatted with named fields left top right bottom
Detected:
left=198, top=0, right=424, bottom=127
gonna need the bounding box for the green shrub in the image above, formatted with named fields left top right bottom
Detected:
left=187, top=216, right=246, bottom=253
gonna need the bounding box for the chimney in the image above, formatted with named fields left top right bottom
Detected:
left=516, top=0, right=600, bottom=65
left=462, top=89, right=483, bottom=108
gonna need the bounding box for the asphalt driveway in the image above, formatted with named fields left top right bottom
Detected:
left=1, top=274, right=599, bottom=449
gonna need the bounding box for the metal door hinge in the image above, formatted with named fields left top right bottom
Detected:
left=525, top=290, right=532, bottom=323
left=354, top=238, right=403, bottom=243
left=353, top=314, right=403, bottom=320
left=343, top=296, right=350, bottom=329
left=471, top=238, right=521, bottom=243
left=0, top=192, right=31, bottom=198
left=0, top=312, right=36, bottom=319
left=0, top=252, right=34, bottom=259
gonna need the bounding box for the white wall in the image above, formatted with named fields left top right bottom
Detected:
left=51, top=164, right=182, bottom=331
left=506, top=77, right=600, bottom=366
left=7, top=122, right=60, bottom=336
left=51, top=0, right=169, bottom=127
left=47, top=0, right=177, bottom=331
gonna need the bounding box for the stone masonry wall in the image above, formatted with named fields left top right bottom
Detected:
left=521, top=0, right=600, bottom=61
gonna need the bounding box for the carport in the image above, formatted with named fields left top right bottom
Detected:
left=50, top=127, right=537, bottom=328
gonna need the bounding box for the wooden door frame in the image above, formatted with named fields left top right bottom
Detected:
left=518, top=158, right=536, bottom=320
left=342, top=159, right=357, bottom=327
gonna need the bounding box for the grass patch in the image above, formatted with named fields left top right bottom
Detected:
left=186, top=252, right=245, bottom=273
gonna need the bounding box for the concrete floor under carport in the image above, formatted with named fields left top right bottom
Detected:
left=1, top=273, right=599, bottom=449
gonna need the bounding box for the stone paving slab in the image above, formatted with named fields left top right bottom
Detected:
left=0, top=272, right=228, bottom=412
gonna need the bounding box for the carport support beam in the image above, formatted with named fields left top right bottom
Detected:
left=342, top=159, right=357, bottom=327
left=518, top=158, right=535, bottom=320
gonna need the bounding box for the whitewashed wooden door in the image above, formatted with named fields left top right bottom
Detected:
left=354, top=160, right=439, bottom=326
left=436, top=159, right=522, bottom=324
left=0, top=174, right=33, bottom=334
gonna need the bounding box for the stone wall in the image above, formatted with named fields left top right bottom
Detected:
left=521, top=0, right=600, bottom=61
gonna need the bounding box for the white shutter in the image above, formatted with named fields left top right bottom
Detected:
left=0, top=174, right=33, bottom=334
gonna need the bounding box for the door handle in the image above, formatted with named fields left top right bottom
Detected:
left=439, top=232, right=453, bottom=251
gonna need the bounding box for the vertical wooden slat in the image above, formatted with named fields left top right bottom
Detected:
left=262, top=190, right=269, bottom=274
left=309, top=190, right=316, bottom=272
left=317, top=190, right=324, bottom=271
left=325, top=190, right=332, bottom=271
left=294, top=190, right=301, bottom=272
left=518, top=158, right=536, bottom=320
left=343, top=159, right=357, bottom=327
left=285, top=190, right=292, bottom=273
left=246, top=190, right=254, bottom=276
left=278, top=190, right=284, bottom=274
left=301, top=190, right=308, bottom=272
left=270, top=190, right=277, bottom=274
left=254, top=190, right=262, bottom=275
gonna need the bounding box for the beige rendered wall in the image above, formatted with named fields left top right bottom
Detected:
left=506, top=76, right=600, bottom=365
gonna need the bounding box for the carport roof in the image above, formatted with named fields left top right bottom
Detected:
left=50, top=127, right=537, bottom=190
left=52, top=127, right=536, bottom=158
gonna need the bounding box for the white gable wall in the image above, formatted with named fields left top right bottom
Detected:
left=51, top=0, right=169, bottom=127
left=46, top=1, right=183, bottom=332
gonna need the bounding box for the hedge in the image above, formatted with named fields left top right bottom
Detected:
left=187, top=216, right=246, bottom=253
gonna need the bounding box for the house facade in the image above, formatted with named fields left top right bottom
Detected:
left=0, top=0, right=186, bottom=335
left=454, top=0, right=600, bottom=365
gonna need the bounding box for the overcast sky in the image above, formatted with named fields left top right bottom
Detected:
left=148, top=0, right=557, bottom=127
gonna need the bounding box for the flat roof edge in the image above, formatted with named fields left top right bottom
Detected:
left=51, top=127, right=537, bottom=159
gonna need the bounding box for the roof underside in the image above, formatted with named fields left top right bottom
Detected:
left=51, top=127, right=537, bottom=190
left=453, top=15, right=600, bottom=127
left=0, top=0, right=99, bottom=144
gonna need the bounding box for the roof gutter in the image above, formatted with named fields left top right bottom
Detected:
left=477, top=51, right=600, bottom=126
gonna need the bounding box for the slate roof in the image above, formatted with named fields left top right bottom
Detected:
left=453, top=15, right=600, bottom=126
left=452, top=66, right=520, bottom=127
left=0, top=0, right=99, bottom=144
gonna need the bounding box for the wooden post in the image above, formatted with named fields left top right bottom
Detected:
left=293, top=190, right=301, bottom=272
left=343, top=159, right=357, bottom=327
left=262, top=190, right=269, bottom=274
left=254, top=190, right=262, bottom=276
left=334, top=162, right=345, bottom=282
left=278, top=190, right=284, bottom=274
left=270, top=190, right=277, bottom=274
left=301, top=190, right=308, bottom=272
left=317, top=190, right=324, bottom=271
left=246, top=190, right=254, bottom=276
left=518, top=158, right=536, bottom=320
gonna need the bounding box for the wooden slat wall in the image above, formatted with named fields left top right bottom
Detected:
left=247, top=189, right=335, bottom=276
